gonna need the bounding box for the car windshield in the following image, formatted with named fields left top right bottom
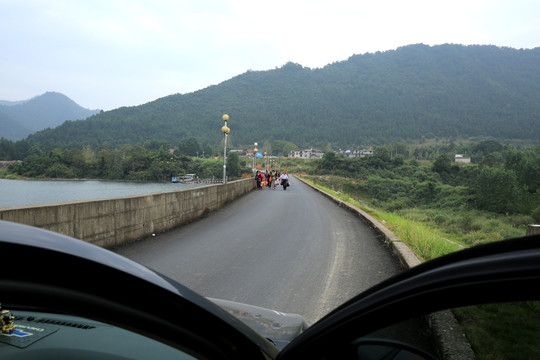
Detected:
left=1, top=2, right=539, bottom=360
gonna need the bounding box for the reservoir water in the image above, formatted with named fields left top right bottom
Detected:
left=0, top=179, right=204, bottom=208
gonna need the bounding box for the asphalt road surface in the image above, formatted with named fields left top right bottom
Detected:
left=115, top=177, right=403, bottom=325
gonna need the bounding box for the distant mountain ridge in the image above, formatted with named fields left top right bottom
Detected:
left=0, top=92, right=101, bottom=140
left=0, top=99, right=28, bottom=106
left=16, top=44, right=540, bottom=149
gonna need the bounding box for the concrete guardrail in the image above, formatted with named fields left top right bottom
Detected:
left=0, top=178, right=255, bottom=249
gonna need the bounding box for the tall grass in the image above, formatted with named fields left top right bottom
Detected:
left=305, top=178, right=461, bottom=260
left=376, top=211, right=461, bottom=260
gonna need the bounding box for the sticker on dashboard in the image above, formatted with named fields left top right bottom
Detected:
left=0, top=323, right=58, bottom=348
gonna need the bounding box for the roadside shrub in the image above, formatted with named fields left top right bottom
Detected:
left=508, top=214, right=535, bottom=228
left=362, top=175, right=414, bottom=202
left=471, top=167, right=524, bottom=214
left=459, top=213, right=482, bottom=232
left=433, top=214, right=447, bottom=226
left=462, top=231, right=504, bottom=246
left=413, top=181, right=439, bottom=204
left=532, top=206, right=540, bottom=223
left=436, top=185, right=471, bottom=209
left=385, top=197, right=414, bottom=211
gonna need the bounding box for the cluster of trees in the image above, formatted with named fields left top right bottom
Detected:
left=0, top=137, right=215, bottom=162
left=311, top=142, right=540, bottom=219
left=0, top=137, right=28, bottom=160
left=0, top=135, right=301, bottom=164
left=4, top=133, right=540, bottom=220
left=5, top=142, right=249, bottom=182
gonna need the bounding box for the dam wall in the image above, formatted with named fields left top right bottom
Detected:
left=0, top=178, right=255, bottom=249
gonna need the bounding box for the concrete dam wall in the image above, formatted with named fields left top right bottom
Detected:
left=0, top=178, right=255, bottom=249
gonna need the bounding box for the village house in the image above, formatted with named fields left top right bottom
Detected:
left=229, top=149, right=246, bottom=156
left=454, top=154, right=471, bottom=163
left=345, top=149, right=374, bottom=158
left=289, top=148, right=325, bottom=159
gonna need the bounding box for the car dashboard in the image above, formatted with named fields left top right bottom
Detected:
left=0, top=307, right=195, bottom=360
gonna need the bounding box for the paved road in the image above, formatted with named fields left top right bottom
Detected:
left=115, top=177, right=403, bottom=325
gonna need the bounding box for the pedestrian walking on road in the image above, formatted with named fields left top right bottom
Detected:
left=267, top=171, right=273, bottom=189
left=255, top=171, right=263, bottom=190
left=280, top=171, right=289, bottom=190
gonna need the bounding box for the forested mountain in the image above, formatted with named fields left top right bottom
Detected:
left=20, top=44, right=540, bottom=150
left=0, top=92, right=100, bottom=140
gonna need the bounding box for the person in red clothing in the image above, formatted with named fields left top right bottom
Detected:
left=255, top=171, right=263, bottom=190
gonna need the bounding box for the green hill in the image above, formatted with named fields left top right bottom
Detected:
left=22, top=44, right=540, bottom=150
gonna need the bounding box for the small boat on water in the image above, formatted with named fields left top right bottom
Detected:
left=172, top=174, right=197, bottom=183
left=172, top=175, right=222, bottom=184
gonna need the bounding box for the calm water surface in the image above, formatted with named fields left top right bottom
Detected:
left=0, top=179, right=203, bottom=208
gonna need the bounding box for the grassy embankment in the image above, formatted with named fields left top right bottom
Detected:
left=298, top=175, right=540, bottom=360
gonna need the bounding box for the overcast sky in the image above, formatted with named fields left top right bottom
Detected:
left=1, top=0, right=539, bottom=111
